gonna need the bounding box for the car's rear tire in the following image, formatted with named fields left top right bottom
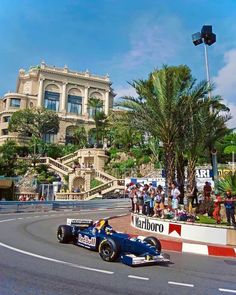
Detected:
left=144, top=236, right=162, bottom=252
left=57, top=225, right=73, bottom=243
left=98, top=238, right=120, bottom=262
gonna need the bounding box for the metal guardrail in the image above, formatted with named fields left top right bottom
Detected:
left=0, top=199, right=129, bottom=213
left=0, top=201, right=53, bottom=213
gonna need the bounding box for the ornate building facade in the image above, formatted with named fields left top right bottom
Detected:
left=0, top=62, right=115, bottom=145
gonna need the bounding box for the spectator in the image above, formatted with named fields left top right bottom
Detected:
left=133, top=188, right=139, bottom=213
left=191, top=185, right=198, bottom=207
left=149, top=189, right=155, bottom=216
left=135, top=184, right=143, bottom=214
left=203, top=181, right=212, bottom=201
left=224, top=191, right=236, bottom=226
left=213, top=194, right=222, bottom=224
left=153, top=185, right=164, bottom=218
left=170, top=181, right=181, bottom=220
left=40, top=196, right=45, bottom=201
left=143, top=190, right=151, bottom=216
left=75, top=187, right=81, bottom=193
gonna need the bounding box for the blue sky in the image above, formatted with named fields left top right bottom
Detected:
left=0, top=0, right=235, bottom=127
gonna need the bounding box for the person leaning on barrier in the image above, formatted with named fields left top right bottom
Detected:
left=224, top=191, right=236, bottom=227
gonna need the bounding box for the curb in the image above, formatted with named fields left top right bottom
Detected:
left=160, top=238, right=236, bottom=258
left=108, top=214, right=236, bottom=259
left=130, top=234, right=236, bottom=258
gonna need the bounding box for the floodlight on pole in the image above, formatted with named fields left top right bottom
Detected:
left=192, top=25, right=218, bottom=182
left=192, top=25, right=216, bottom=99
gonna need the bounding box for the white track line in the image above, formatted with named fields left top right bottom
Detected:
left=219, top=288, right=236, bottom=293
left=168, top=281, right=194, bottom=288
left=0, top=241, right=114, bottom=275
left=0, top=218, right=16, bottom=223
left=128, top=275, right=149, bottom=281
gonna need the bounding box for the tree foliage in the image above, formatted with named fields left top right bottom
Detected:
left=117, top=64, right=231, bottom=190
left=9, top=108, right=59, bottom=139
left=0, top=140, right=18, bottom=176
left=88, top=97, right=107, bottom=145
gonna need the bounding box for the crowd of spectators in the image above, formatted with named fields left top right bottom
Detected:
left=126, top=180, right=236, bottom=226
left=126, top=181, right=183, bottom=221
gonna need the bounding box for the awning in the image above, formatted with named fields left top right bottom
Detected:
left=0, top=180, right=13, bottom=189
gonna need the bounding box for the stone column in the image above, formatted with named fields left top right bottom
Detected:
left=104, top=91, right=109, bottom=115
left=6, top=98, right=10, bottom=110
left=83, top=86, right=89, bottom=115
left=60, top=82, right=67, bottom=112
left=37, top=79, right=44, bottom=107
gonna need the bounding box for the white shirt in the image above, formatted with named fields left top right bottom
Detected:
left=171, top=188, right=180, bottom=199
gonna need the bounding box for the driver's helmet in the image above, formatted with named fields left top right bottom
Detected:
left=105, top=225, right=113, bottom=235
left=95, top=219, right=106, bottom=230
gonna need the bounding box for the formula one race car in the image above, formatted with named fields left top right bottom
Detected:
left=57, top=218, right=170, bottom=266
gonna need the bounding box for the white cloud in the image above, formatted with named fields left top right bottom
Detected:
left=114, top=85, right=138, bottom=99
left=226, top=102, right=236, bottom=129
left=213, top=49, right=236, bottom=129
left=119, top=16, right=185, bottom=70
left=214, top=50, right=236, bottom=98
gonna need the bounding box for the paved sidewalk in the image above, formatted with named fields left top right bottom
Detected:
left=109, top=214, right=236, bottom=258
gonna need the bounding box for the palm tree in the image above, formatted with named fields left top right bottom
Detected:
left=118, top=65, right=194, bottom=188
left=73, top=126, right=87, bottom=148
left=178, top=85, right=230, bottom=192
left=118, top=65, right=231, bottom=194
left=88, top=97, right=107, bottom=146
left=216, top=172, right=236, bottom=195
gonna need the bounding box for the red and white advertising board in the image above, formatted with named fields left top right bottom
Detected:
left=131, top=214, right=227, bottom=245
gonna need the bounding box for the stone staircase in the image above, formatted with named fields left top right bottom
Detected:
left=94, top=170, right=117, bottom=183
left=37, top=157, right=73, bottom=176
left=18, top=149, right=125, bottom=201
left=55, top=178, right=125, bottom=201
left=59, top=151, right=79, bottom=166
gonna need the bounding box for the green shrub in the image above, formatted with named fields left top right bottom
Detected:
left=90, top=179, right=103, bottom=189
left=216, top=171, right=236, bottom=195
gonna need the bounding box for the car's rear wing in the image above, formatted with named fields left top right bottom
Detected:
left=67, top=218, right=93, bottom=227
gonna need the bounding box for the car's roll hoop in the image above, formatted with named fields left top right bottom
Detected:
left=66, top=218, right=93, bottom=227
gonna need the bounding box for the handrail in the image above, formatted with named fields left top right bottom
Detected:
left=60, top=151, right=78, bottom=163
left=95, top=170, right=116, bottom=182
left=35, top=157, right=73, bottom=175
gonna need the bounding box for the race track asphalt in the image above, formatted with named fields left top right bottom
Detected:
left=0, top=203, right=236, bottom=295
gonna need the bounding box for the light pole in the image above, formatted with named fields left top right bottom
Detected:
left=192, top=25, right=216, bottom=98
left=231, top=141, right=235, bottom=173
left=192, top=25, right=218, bottom=182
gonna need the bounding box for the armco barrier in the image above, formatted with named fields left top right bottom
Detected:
left=0, top=201, right=89, bottom=213
left=131, top=213, right=236, bottom=246
left=0, top=201, right=53, bottom=213
left=0, top=199, right=129, bottom=213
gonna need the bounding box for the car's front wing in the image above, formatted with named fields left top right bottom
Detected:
left=121, top=253, right=170, bottom=266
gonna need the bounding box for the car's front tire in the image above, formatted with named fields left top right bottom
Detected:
left=98, top=238, right=120, bottom=262
left=57, top=225, right=73, bottom=243
left=144, top=236, right=162, bottom=252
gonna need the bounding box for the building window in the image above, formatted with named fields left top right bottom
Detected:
left=67, top=95, right=82, bottom=115
left=2, top=129, right=9, bottom=135
left=44, top=91, right=60, bottom=111
left=3, top=116, right=11, bottom=123
left=10, top=98, right=21, bottom=108
left=43, top=132, right=57, bottom=143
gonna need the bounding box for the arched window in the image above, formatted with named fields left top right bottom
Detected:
left=44, top=84, right=60, bottom=111
left=67, top=88, right=82, bottom=115
left=43, top=132, right=57, bottom=143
